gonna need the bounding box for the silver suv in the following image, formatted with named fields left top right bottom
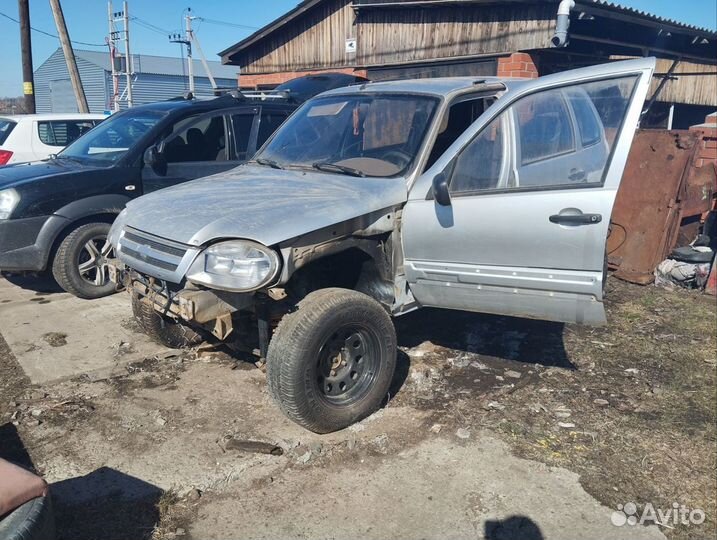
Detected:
left=108, top=58, right=655, bottom=433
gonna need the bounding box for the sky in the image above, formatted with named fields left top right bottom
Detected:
left=0, top=0, right=716, bottom=97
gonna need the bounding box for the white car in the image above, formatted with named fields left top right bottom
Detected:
left=0, top=113, right=106, bottom=165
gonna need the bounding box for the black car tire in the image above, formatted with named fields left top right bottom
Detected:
left=267, top=288, right=397, bottom=433
left=52, top=222, right=116, bottom=299
left=131, top=292, right=203, bottom=349
left=0, top=495, right=55, bottom=540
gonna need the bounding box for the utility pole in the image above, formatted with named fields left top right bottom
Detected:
left=109, top=1, right=133, bottom=109
left=49, top=0, right=89, bottom=113
left=170, top=8, right=194, bottom=95
left=107, top=1, right=120, bottom=112
left=122, top=1, right=133, bottom=107
left=18, top=0, right=36, bottom=113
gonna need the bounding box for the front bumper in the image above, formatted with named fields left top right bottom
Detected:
left=108, top=259, right=243, bottom=337
left=0, top=215, right=67, bottom=272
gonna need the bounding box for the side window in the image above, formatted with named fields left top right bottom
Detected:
left=565, top=88, right=601, bottom=147
left=256, top=112, right=287, bottom=149
left=38, top=120, right=96, bottom=146
left=516, top=91, right=574, bottom=164
left=449, top=114, right=505, bottom=194
left=164, top=115, right=227, bottom=163
left=447, top=75, right=639, bottom=194
left=232, top=113, right=254, bottom=160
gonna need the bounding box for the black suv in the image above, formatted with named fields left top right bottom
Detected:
left=0, top=94, right=297, bottom=299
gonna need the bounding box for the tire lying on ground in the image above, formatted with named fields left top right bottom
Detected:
left=0, top=495, right=55, bottom=540
left=52, top=222, right=116, bottom=299
left=131, top=292, right=203, bottom=349
left=267, top=288, right=397, bottom=434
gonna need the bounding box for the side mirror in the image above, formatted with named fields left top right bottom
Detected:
left=432, top=172, right=451, bottom=206
left=143, top=144, right=167, bottom=176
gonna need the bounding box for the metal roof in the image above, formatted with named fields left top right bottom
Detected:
left=580, top=0, right=716, bottom=37
left=71, top=48, right=239, bottom=80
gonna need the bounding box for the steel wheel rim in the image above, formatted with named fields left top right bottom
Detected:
left=315, top=325, right=381, bottom=406
left=77, top=235, right=114, bottom=287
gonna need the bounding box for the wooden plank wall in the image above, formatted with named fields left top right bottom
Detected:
left=237, top=0, right=355, bottom=74
left=613, top=56, right=717, bottom=107
left=356, top=4, right=555, bottom=66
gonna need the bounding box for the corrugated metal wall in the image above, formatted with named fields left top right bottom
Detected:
left=35, top=49, right=237, bottom=113
left=112, top=73, right=237, bottom=110
left=35, top=49, right=107, bottom=113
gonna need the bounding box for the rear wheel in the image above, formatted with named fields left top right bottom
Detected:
left=52, top=222, right=116, bottom=299
left=267, top=288, right=397, bottom=433
left=131, top=292, right=204, bottom=349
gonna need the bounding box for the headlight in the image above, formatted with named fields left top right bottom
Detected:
left=0, top=188, right=20, bottom=219
left=108, top=209, right=128, bottom=249
left=186, top=240, right=280, bottom=292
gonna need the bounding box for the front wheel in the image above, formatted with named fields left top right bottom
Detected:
left=131, top=292, right=204, bottom=349
left=267, top=288, right=397, bottom=433
left=51, top=222, right=116, bottom=299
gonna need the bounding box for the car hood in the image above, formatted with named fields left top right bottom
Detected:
left=122, top=165, right=408, bottom=247
left=0, top=159, right=96, bottom=190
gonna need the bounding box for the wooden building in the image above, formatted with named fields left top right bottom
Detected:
left=219, top=0, right=716, bottom=128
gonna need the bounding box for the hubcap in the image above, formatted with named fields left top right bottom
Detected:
left=78, top=236, right=114, bottom=287
left=316, top=326, right=380, bottom=405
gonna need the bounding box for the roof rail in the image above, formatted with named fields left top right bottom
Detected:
left=240, top=90, right=292, bottom=101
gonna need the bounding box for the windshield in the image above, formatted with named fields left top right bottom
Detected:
left=0, top=119, right=17, bottom=146
left=59, top=110, right=165, bottom=164
left=255, top=94, right=438, bottom=177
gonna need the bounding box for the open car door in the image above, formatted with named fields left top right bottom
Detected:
left=401, top=57, right=656, bottom=324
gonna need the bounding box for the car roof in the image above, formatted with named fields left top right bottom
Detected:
left=0, top=113, right=106, bottom=121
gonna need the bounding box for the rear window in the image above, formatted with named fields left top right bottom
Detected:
left=38, top=120, right=99, bottom=147
left=0, top=119, right=17, bottom=145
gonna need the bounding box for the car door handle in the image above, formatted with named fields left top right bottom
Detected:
left=568, top=168, right=587, bottom=181
left=549, top=213, right=602, bottom=225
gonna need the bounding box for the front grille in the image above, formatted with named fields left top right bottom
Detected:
left=123, top=230, right=186, bottom=258
left=119, top=246, right=178, bottom=271
left=117, top=227, right=191, bottom=277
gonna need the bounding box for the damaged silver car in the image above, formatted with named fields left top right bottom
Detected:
left=107, top=58, right=655, bottom=433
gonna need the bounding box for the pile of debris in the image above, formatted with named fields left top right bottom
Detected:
left=654, top=215, right=716, bottom=292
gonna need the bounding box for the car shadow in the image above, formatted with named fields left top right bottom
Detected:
left=394, top=307, right=575, bottom=370
left=51, top=467, right=164, bottom=540
left=1, top=423, right=165, bottom=540
left=1, top=272, right=64, bottom=295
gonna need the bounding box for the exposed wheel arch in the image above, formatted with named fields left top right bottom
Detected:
left=285, top=244, right=394, bottom=308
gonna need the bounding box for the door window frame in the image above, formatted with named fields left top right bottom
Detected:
left=161, top=110, right=233, bottom=164
left=227, top=106, right=260, bottom=161
left=432, top=73, right=643, bottom=199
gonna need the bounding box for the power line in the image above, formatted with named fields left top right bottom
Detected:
left=196, top=17, right=258, bottom=31
left=0, top=10, right=105, bottom=47
left=130, top=16, right=173, bottom=36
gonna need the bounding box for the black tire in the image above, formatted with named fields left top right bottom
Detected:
left=267, top=288, right=397, bottom=433
left=51, top=222, right=116, bottom=299
left=0, top=495, right=55, bottom=540
left=131, top=292, right=203, bottom=349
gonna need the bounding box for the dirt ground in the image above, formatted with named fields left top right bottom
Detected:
left=0, top=275, right=715, bottom=540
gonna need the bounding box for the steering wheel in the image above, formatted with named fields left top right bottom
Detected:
left=380, top=149, right=412, bottom=169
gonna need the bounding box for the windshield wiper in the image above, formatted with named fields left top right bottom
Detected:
left=52, top=154, right=84, bottom=164
left=312, top=162, right=365, bottom=177
left=254, top=157, right=284, bottom=169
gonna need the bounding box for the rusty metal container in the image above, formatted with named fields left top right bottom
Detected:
left=607, top=129, right=716, bottom=284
